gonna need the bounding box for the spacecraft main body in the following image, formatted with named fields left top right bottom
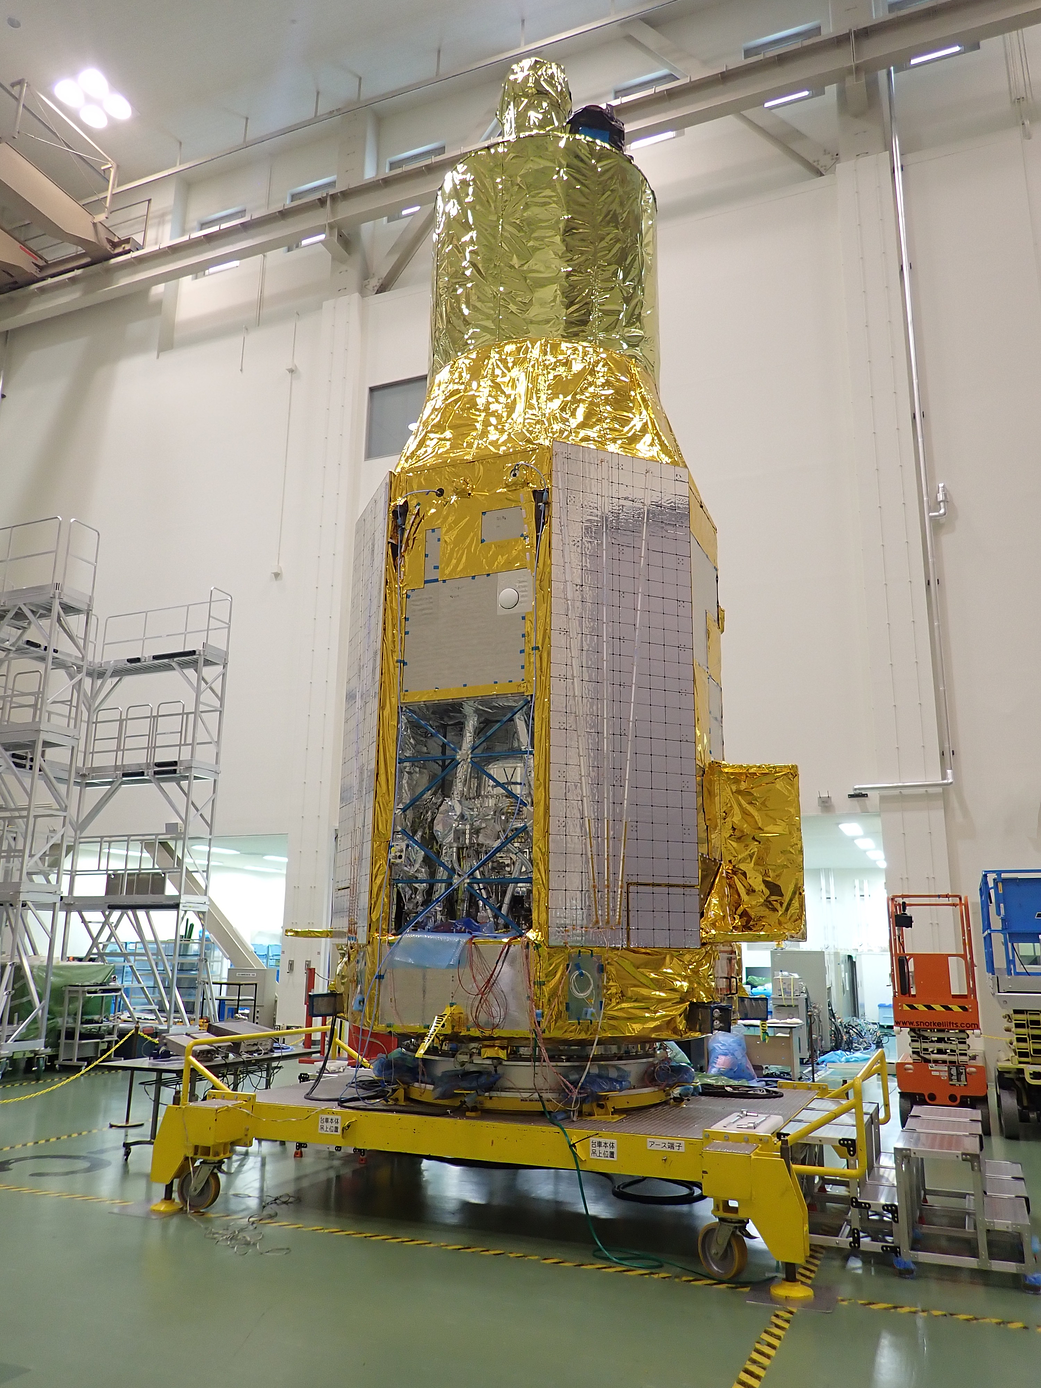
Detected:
left=334, top=61, right=805, bottom=1112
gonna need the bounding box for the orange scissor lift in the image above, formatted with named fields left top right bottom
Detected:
left=889, top=894, right=989, bottom=1132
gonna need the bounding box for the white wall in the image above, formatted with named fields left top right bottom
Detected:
left=4, top=43, right=1041, bottom=1037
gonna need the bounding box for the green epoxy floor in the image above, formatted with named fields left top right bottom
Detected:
left=1, top=1068, right=1039, bottom=1387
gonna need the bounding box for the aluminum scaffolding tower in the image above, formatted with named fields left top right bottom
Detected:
left=62, top=590, right=232, bottom=1026
left=0, top=518, right=98, bottom=1056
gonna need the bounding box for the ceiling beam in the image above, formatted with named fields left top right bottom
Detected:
left=619, top=0, right=1041, bottom=142
left=3, top=0, right=1041, bottom=330
left=0, top=157, right=451, bottom=329
left=369, top=206, right=437, bottom=295
left=622, top=19, right=837, bottom=176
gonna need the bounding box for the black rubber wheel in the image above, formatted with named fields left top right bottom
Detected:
left=697, top=1223, right=748, bottom=1280
left=975, top=1099, right=992, bottom=1137
left=899, top=1093, right=914, bottom=1128
left=177, top=1168, right=221, bottom=1210
left=999, top=1086, right=1022, bottom=1141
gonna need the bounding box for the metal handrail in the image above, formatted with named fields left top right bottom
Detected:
left=179, top=1020, right=369, bottom=1104
left=786, top=1048, right=889, bottom=1183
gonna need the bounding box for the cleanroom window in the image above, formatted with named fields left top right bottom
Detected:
left=365, top=376, right=428, bottom=459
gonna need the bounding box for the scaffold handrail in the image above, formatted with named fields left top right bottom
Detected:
left=786, top=1047, right=889, bottom=1182
left=179, top=1021, right=369, bottom=1103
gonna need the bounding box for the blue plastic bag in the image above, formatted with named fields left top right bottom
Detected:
left=706, top=1031, right=758, bottom=1083
left=371, top=1048, right=423, bottom=1085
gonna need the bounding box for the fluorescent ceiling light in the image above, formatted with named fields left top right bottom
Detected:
left=299, top=232, right=326, bottom=247
left=867, top=849, right=885, bottom=861
left=53, top=78, right=84, bottom=108
left=838, top=822, right=863, bottom=837
left=854, top=837, right=875, bottom=850
left=192, top=845, right=239, bottom=855
left=205, top=260, right=240, bottom=275
left=629, top=130, right=676, bottom=150
left=400, top=204, right=421, bottom=216
left=103, top=92, right=132, bottom=120
left=878, top=859, right=887, bottom=869
left=263, top=855, right=289, bottom=863
left=909, top=44, right=963, bottom=66
left=77, top=67, right=108, bottom=98
left=764, top=89, right=812, bottom=108
left=79, top=104, right=108, bottom=130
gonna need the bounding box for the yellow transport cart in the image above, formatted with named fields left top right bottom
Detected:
left=150, top=1028, right=889, bottom=1297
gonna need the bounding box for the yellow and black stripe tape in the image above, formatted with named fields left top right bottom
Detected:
left=901, top=1004, right=972, bottom=1012
left=0, top=1128, right=104, bottom=1154
left=0, top=1181, right=133, bottom=1207
left=732, top=1251, right=822, bottom=1388
left=0, top=1179, right=1038, bottom=1342
left=837, top=1297, right=1040, bottom=1333
left=259, top=1214, right=746, bottom=1287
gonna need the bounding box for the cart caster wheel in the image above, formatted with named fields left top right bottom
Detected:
left=697, top=1223, right=748, bottom=1280
left=999, top=1086, right=1022, bottom=1140
left=898, top=1093, right=914, bottom=1128
left=974, top=1100, right=991, bottom=1137
left=177, top=1169, right=221, bottom=1211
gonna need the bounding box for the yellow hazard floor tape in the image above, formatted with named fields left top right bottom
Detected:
left=731, top=1251, right=822, bottom=1388
left=0, top=1128, right=105, bottom=1153
left=0, top=1179, right=1038, bottom=1343
left=836, top=1297, right=1040, bottom=1333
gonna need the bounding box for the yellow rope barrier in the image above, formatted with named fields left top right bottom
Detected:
left=0, top=1037, right=123, bottom=1103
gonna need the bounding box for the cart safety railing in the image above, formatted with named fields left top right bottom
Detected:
left=179, top=1022, right=369, bottom=1104
left=785, top=1048, right=890, bottom=1183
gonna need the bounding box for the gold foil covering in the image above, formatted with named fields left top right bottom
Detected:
left=399, top=339, right=680, bottom=474
left=351, top=59, right=806, bottom=1041
left=498, top=58, right=571, bottom=138
left=430, top=134, right=658, bottom=378
left=700, top=762, right=807, bottom=941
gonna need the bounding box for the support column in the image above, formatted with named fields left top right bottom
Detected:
left=279, top=293, right=366, bottom=1022
left=837, top=149, right=952, bottom=898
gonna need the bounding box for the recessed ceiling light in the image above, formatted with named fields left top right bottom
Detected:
left=763, top=89, right=812, bottom=108
left=77, top=67, right=108, bottom=98
left=79, top=103, right=108, bottom=130
left=298, top=232, right=325, bottom=247
left=54, top=78, right=84, bottom=108
left=877, top=859, right=887, bottom=869
left=399, top=204, right=421, bottom=216
left=205, top=260, right=240, bottom=275
left=192, top=845, right=239, bottom=855
left=263, top=855, right=289, bottom=862
left=854, top=837, right=875, bottom=850
left=909, top=44, right=963, bottom=66
left=867, top=849, right=885, bottom=861
left=103, top=91, right=132, bottom=120
left=838, top=822, right=862, bottom=837
left=629, top=130, right=676, bottom=149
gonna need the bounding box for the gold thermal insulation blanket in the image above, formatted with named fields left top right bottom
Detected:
left=398, top=339, right=681, bottom=475
left=535, top=942, right=720, bottom=1040
left=430, top=132, right=658, bottom=379
left=701, top=762, right=807, bottom=941
left=498, top=57, right=572, bottom=138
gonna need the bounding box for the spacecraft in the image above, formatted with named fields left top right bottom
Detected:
left=333, top=58, right=805, bottom=1113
